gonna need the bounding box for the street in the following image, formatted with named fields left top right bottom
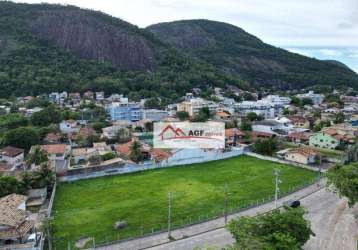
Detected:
left=146, top=189, right=358, bottom=250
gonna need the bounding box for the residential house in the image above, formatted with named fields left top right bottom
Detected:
left=102, top=125, right=129, bottom=139
left=283, top=148, right=320, bottom=164
left=288, top=132, right=313, bottom=145
left=60, top=120, right=80, bottom=134
left=142, top=109, right=169, bottom=121
left=252, top=120, right=292, bottom=135
left=71, top=148, right=97, bottom=164
left=116, top=140, right=151, bottom=161
left=177, top=98, right=219, bottom=117
left=83, top=91, right=94, bottom=99
left=69, top=92, right=81, bottom=103
left=215, top=111, right=232, bottom=121
left=0, top=194, right=35, bottom=246
left=262, top=95, right=291, bottom=106
left=236, top=100, right=276, bottom=119
left=95, top=92, right=105, bottom=101
left=44, top=133, right=61, bottom=144
left=0, top=146, right=24, bottom=169
left=289, top=116, right=311, bottom=129
left=309, top=132, right=341, bottom=149
left=92, top=142, right=112, bottom=156
left=40, top=144, right=70, bottom=161
left=106, top=101, right=142, bottom=121
left=225, top=128, right=245, bottom=147
left=296, top=91, right=324, bottom=105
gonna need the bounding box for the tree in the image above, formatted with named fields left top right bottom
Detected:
left=246, top=112, right=263, bottom=122
left=115, top=128, right=132, bottom=143
left=334, top=112, right=345, bottom=124
left=227, top=207, right=314, bottom=250
left=31, top=105, right=61, bottom=126
left=88, top=155, right=102, bottom=166
left=301, top=97, right=313, bottom=106
left=3, top=127, right=40, bottom=150
left=144, top=97, right=161, bottom=109
left=0, top=175, right=24, bottom=198
left=0, top=113, right=29, bottom=131
left=192, top=107, right=211, bottom=122
left=144, top=121, right=153, bottom=132
left=129, top=141, right=143, bottom=163
left=327, top=163, right=358, bottom=207
left=176, top=111, right=189, bottom=121
left=252, top=138, right=278, bottom=156
left=240, top=121, right=252, bottom=131
left=101, top=152, right=116, bottom=161
left=26, top=146, right=48, bottom=166
left=30, top=163, right=55, bottom=188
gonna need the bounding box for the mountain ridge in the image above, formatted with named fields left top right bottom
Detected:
left=147, top=19, right=358, bottom=90
left=0, top=2, right=357, bottom=99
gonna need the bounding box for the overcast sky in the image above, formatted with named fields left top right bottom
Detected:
left=12, top=0, right=358, bottom=72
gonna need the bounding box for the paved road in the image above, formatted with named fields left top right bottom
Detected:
left=303, top=190, right=358, bottom=250
left=148, top=189, right=358, bottom=250
left=96, top=181, right=325, bottom=250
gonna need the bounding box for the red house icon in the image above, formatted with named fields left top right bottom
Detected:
left=159, top=125, right=186, bottom=140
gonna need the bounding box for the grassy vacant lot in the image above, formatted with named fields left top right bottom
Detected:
left=52, top=156, right=317, bottom=248
left=283, top=142, right=344, bottom=159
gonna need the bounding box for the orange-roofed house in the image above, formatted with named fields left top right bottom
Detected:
left=0, top=194, right=34, bottom=245
left=284, top=148, right=321, bottom=165
left=225, top=128, right=245, bottom=147
left=38, top=144, right=70, bottom=160
left=215, top=111, right=231, bottom=121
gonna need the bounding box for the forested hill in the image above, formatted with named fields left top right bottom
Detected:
left=0, top=2, right=357, bottom=99
left=0, top=2, right=243, bottom=99
left=147, top=20, right=358, bottom=90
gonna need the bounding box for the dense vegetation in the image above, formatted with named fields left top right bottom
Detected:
left=228, top=207, right=314, bottom=249
left=148, top=20, right=358, bottom=90
left=0, top=2, right=245, bottom=99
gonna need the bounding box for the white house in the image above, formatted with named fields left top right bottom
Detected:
left=252, top=119, right=293, bottom=135
left=60, top=120, right=80, bottom=134
left=0, top=146, right=24, bottom=169
left=296, top=91, right=324, bottom=105
left=142, top=109, right=169, bottom=121
left=237, top=100, right=276, bottom=119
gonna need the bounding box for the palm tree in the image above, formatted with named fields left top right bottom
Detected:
left=129, top=141, right=143, bottom=163
left=26, top=146, right=48, bottom=167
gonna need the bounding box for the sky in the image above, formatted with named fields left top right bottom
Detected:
left=12, top=0, right=358, bottom=72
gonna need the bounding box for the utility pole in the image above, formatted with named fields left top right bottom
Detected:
left=168, top=192, right=172, bottom=239
left=224, top=192, right=228, bottom=225
left=224, top=184, right=230, bottom=225
left=274, top=169, right=281, bottom=209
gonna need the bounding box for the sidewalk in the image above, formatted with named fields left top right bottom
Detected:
left=96, top=180, right=325, bottom=250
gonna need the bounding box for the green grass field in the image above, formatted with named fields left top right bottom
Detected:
left=52, top=156, right=318, bottom=248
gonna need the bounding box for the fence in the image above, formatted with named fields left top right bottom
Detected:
left=50, top=176, right=321, bottom=250
left=47, top=182, right=57, bottom=217
left=59, top=148, right=245, bottom=182
left=245, top=152, right=322, bottom=172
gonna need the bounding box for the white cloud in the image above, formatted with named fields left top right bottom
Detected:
left=318, top=49, right=344, bottom=57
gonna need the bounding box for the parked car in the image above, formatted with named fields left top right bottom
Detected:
left=284, top=199, right=300, bottom=208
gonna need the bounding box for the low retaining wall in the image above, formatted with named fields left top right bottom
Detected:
left=245, top=152, right=322, bottom=172
left=59, top=148, right=245, bottom=182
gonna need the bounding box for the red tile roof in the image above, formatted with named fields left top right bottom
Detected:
left=40, top=144, right=67, bottom=155
left=0, top=146, right=24, bottom=157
